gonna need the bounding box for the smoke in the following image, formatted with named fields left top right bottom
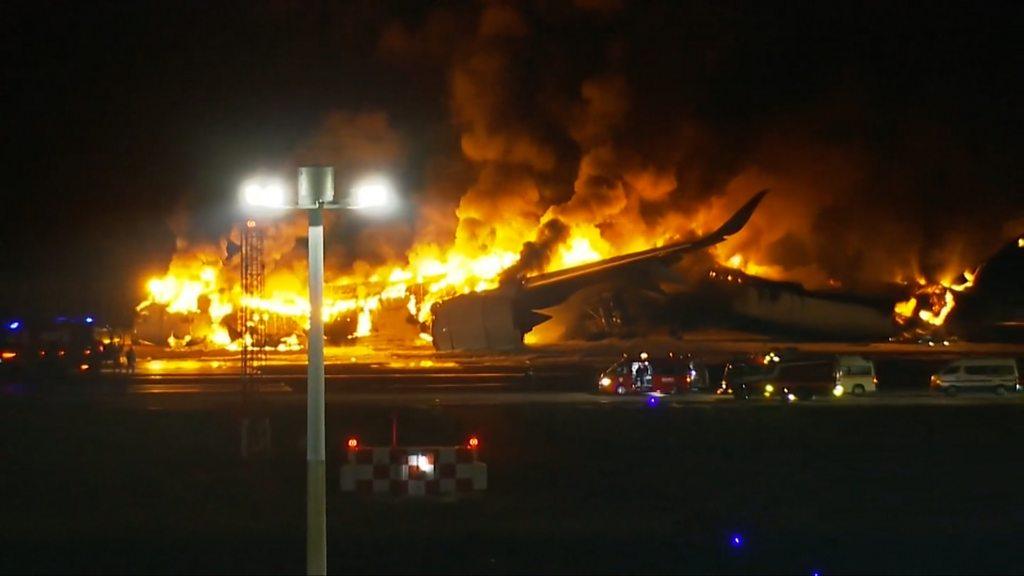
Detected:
left=502, top=218, right=570, bottom=281
left=165, top=2, right=1023, bottom=304
left=322, top=3, right=1022, bottom=291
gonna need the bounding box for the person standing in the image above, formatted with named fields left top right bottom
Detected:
left=125, top=346, right=137, bottom=375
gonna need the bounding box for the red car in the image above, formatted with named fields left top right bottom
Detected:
left=596, top=355, right=696, bottom=395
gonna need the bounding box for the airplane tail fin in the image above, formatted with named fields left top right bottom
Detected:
left=693, top=189, right=769, bottom=248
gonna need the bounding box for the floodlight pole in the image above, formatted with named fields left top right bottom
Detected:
left=306, top=204, right=327, bottom=575
left=248, top=165, right=394, bottom=575
left=246, top=165, right=393, bottom=575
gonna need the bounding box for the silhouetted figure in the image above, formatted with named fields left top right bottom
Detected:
left=125, top=346, right=137, bottom=375
left=635, top=361, right=650, bottom=391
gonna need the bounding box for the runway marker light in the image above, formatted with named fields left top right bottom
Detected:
left=85, top=316, right=94, bottom=324
left=7, top=321, right=20, bottom=330
left=346, top=437, right=359, bottom=449
left=78, top=364, right=89, bottom=371
left=1, top=352, right=16, bottom=360
left=730, top=534, right=744, bottom=548
left=468, top=435, right=480, bottom=449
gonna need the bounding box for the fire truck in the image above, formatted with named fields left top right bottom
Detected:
left=1, top=317, right=117, bottom=379
left=596, top=353, right=706, bottom=395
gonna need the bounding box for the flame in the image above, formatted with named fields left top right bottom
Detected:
left=893, top=268, right=977, bottom=328
left=918, top=289, right=956, bottom=326
left=558, top=237, right=602, bottom=268
left=139, top=188, right=989, bottom=350
left=717, top=252, right=780, bottom=279
left=138, top=219, right=787, bottom=350
left=893, top=297, right=918, bottom=324
left=276, top=333, right=302, bottom=352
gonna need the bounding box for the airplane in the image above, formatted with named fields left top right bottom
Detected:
left=430, top=190, right=773, bottom=350
left=430, top=192, right=1023, bottom=351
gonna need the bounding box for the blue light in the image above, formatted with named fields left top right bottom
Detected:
left=7, top=321, right=19, bottom=330
left=85, top=316, right=94, bottom=324
left=812, top=572, right=822, bottom=576
left=647, top=396, right=658, bottom=406
left=730, top=534, right=743, bottom=548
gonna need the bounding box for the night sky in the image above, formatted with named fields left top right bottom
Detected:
left=2, top=1, right=1022, bottom=325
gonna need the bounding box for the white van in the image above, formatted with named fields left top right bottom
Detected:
left=930, top=358, right=1021, bottom=396
left=835, top=355, right=877, bottom=395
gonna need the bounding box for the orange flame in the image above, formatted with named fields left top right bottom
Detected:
left=893, top=268, right=977, bottom=328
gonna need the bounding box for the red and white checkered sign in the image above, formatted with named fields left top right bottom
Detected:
left=340, top=446, right=487, bottom=496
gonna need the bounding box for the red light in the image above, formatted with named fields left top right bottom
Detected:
left=1, top=351, right=16, bottom=360
left=468, top=436, right=480, bottom=449
left=346, top=437, right=358, bottom=449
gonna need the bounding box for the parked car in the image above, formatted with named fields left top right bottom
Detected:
left=930, top=358, right=1021, bottom=396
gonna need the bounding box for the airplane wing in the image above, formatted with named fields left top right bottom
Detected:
left=519, top=190, right=768, bottom=296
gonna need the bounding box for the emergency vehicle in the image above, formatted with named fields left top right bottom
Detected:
left=725, top=352, right=843, bottom=401
left=596, top=353, right=701, bottom=395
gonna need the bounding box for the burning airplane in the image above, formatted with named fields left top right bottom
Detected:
left=131, top=3, right=1023, bottom=353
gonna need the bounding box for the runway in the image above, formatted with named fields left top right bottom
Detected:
left=117, top=379, right=1024, bottom=409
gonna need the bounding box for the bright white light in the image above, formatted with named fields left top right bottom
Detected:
left=349, top=176, right=396, bottom=211
left=832, top=385, right=844, bottom=397
left=409, top=454, right=434, bottom=474
left=599, top=377, right=612, bottom=387
left=242, top=177, right=287, bottom=207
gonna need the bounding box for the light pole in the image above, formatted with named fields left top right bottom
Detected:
left=244, top=167, right=396, bottom=576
